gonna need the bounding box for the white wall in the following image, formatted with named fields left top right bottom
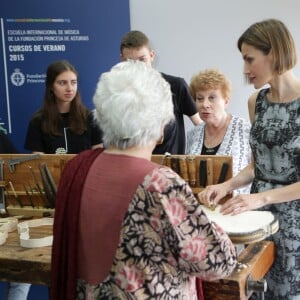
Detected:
left=129, top=0, right=300, bottom=129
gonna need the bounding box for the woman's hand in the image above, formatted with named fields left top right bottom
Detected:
left=197, top=183, right=230, bottom=209
left=220, top=193, right=266, bottom=215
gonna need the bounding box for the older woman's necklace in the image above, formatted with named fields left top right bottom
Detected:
left=204, top=115, right=231, bottom=149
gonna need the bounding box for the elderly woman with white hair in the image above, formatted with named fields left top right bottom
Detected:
left=50, top=61, right=237, bottom=300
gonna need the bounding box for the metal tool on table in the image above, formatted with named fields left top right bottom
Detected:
left=7, top=154, right=41, bottom=173
left=43, top=163, right=57, bottom=195
left=28, top=183, right=37, bottom=201
left=29, top=166, right=51, bottom=208
left=38, top=163, right=56, bottom=208
left=8, top=181, right=23, bottom=207
left=23, top=183, right=35, bottom=208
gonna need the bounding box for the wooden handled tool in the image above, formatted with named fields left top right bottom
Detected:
left=186, top=156, right=196, bottom=187
left=206, top=158, right=214, bottom=186
left=171, top=157, right=180, bottom=174
left=165, top=156, right=172, bottom=168
left=199, top=160, right=207, bottom=187
left=218, top=162, right=230, bottom=183
left=179, top=157, right=189, bottom=182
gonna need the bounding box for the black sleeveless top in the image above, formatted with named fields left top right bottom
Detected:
left=201, top=144, right=220, bottom=155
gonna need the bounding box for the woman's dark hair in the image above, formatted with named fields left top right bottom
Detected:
left=35, top=60, right=88, bottom=135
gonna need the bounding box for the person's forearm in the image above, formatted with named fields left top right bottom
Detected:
left=260, top=181, right=300, bottom=205
left=225, top=164, right=255, bottom=194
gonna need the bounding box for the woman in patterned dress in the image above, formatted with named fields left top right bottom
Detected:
left=51, top=61, right=237, bottom=300
left=186, top=68, right=252, bottom=194
left=198, top=19, right=300, bottom=300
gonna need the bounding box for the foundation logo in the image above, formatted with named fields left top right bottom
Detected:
left=10, top=69, right=25, bottom=86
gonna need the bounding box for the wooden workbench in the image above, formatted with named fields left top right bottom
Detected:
left=0, top=223, right=274, bottom=300
left=0, top=223, right=52, bottom=285
left=0, top=154, right=274, bottom=298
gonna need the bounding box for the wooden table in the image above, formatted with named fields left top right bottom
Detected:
left=0, top=224, right=274, bottom=300
left=0, top=223, right=52, bottom=285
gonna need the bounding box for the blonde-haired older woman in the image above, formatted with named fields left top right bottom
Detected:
left=51, top=61, right=237, bottom=300
left=186, top=68, right=251, bottom=194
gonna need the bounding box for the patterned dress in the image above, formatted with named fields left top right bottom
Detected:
left=186, top=115, right=252, bottom=194
left=75, top=156, right=237, bottom=299
left=250, top=88, right=300, bottom=300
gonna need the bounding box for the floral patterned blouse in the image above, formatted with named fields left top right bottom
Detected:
left=77, top=160, right=237, bottom=299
